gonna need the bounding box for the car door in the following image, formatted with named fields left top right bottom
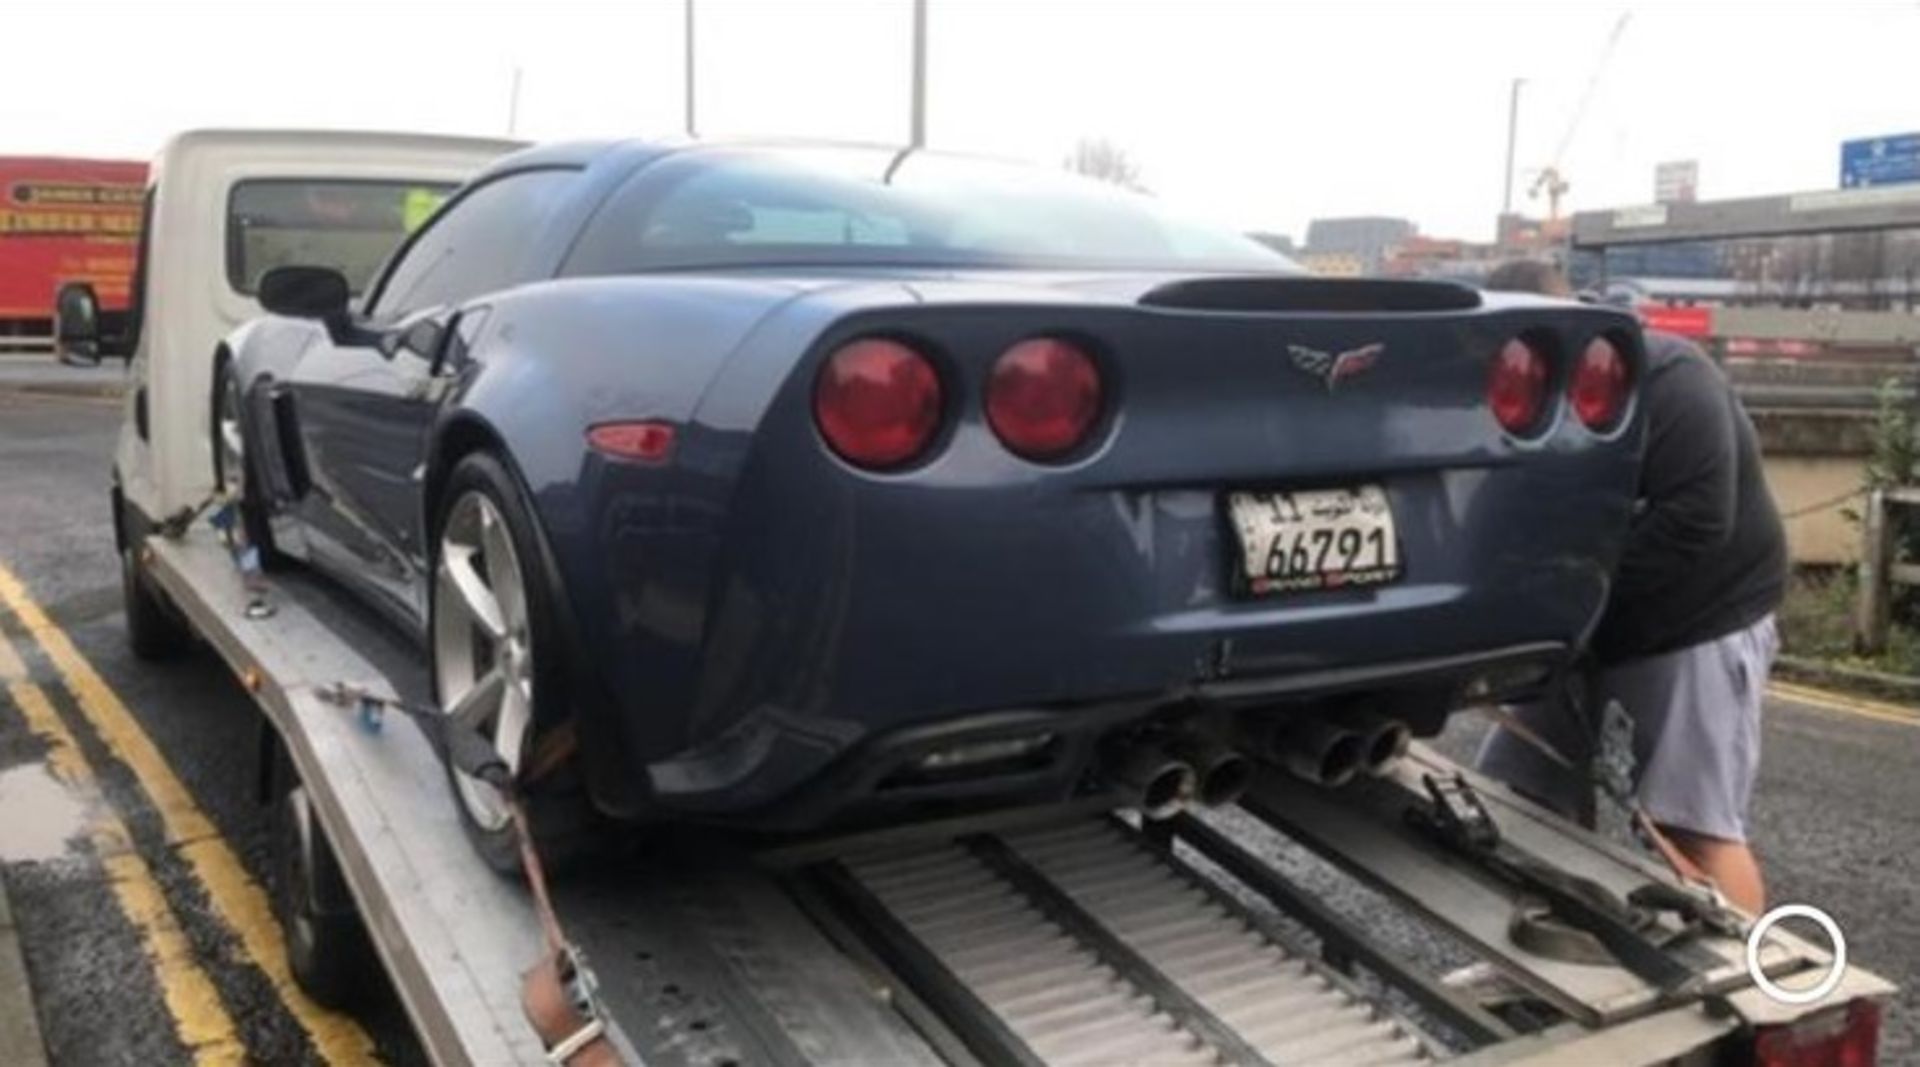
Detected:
left=282, top=309, right=449, bottom=622
left=284, top=168, right=577, bottom=629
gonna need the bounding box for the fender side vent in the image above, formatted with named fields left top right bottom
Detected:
left=1139, top=276, right=1482, bottom=313
left=271, top=389, right=312, bottom=499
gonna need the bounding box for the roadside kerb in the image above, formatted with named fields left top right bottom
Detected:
left=1774, top=654, right=1920, bottom=710
left=0, top=357, right=125, bottom=401
left=0, top=877, right=49, bottom=1067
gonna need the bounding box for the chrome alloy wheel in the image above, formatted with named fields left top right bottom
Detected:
left=216, top=372, right=248, bottom=502
left=433, top=490, right=535, bottom=833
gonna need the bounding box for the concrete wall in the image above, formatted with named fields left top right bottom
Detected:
left=1764, top=453, right=1869, bottom=565
left=1748, top=408, right=1874, bottom=565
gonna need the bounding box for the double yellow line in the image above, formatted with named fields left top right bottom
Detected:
left=0, top=562, right=374, bottom=1063
left=1769, top=680, right=1920, bottom=729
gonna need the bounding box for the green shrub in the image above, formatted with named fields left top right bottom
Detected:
left=1778, top=568, right=1858, bottom=661
left=1858, top=378, right=1920, bottom=630
left=1863, top=377, right=1917, bottom=494
left=1779, top=567, right=1920, bottom=677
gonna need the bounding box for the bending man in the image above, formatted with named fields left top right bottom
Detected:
left=1477, top=260, right=1786, bottom=914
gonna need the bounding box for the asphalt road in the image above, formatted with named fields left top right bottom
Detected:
left=0, top=385, right=1915, bottom=1064
left=0, top=388, right=421, bottom=1065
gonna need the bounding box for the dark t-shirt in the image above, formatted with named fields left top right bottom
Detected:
left=1589, top=332, right=1788, bottom=664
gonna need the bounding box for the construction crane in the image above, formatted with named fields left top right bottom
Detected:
left=1529, top=166, right=1572, bottom=223
left=1530, top=11, right=1632, bottom=222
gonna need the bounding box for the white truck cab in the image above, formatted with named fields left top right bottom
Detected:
left=59, top=129, right=515, bottom=534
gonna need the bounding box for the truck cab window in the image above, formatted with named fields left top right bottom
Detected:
left=226, top=179, right=455, bottom=297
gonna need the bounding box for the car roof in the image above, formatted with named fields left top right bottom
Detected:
left=470, top=137, right=1030, bottom=186
left=479, top=139, right=623, bottom=174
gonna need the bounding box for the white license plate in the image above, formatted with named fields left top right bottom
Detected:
left=1227, top=485, right=1402, bottom=595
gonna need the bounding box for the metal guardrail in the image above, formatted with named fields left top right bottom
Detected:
left=1856, top=486, right=1920, bottom=653
left=1713, top=307, right=1920, bottom=347
left=1726, top=357, right=1917, bottom=415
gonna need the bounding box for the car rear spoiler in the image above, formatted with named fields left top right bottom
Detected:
left=1138, top=276, right=1483, bottom=313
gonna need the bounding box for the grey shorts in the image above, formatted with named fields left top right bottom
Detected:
left=1476, top=614, right=1777, bottom=842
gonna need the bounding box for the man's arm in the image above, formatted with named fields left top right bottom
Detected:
left=1609, top=354, right=1740, bottom=603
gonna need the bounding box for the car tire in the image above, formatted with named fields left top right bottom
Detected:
left=118, top=496, right=192, bottom=661
left=210, top=358, right=277, bottom=564
left=429, top=451, right=596, bottom=876
left=273, top=782, right=376, bottom=1010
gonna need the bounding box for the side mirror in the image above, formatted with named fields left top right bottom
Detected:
left=54, top=282, right=102, bottom=367
left=258, top=266, right=351, bottom=323
left=377, top=317, right=446, bottom=362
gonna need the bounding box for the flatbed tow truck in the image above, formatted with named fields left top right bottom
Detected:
left=81, top=130, right=1893, bottom=1066
left=139, top=522, right=1892, bottom=1066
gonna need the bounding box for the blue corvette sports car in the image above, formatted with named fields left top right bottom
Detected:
left=218, top=141, right=1645, bottom=867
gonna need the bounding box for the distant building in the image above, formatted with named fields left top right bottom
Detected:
left=1655, top=160, right=1699, bottom=204
left=1297, top=252, right=1366, bottom=277
left=1303, top=216, right=1415, bottom=273
left=1379, top=236, right=1467, bottom=278
left=1566, top=186, right=1920, bottom=309
left=1592, top=241, right=1723, bottom=280
left=1290, top=211, right=1580, bottom=284
left=1495, top=213, right=1570, bottom=256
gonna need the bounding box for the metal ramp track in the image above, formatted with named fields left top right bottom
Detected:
left=821, top=818, right=1434, bottom=1067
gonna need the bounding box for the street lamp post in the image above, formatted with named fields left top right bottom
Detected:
left=910, top=0, right=927, bottom=148
left=685, top=0, right=697, bottom=138
left=507, top=66, right=523, bottom=137
left=1502, top=77, right=1525, bottom=218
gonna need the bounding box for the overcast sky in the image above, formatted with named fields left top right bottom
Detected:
left=6, top=1, right=1918, bottom=241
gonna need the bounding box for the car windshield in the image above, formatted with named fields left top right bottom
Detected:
left=226, top=179, right=455, bottom=295
left=577, top=149, right=1300, bottom=274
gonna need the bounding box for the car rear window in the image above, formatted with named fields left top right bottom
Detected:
left=226, top=179, right=455, bottom=295
left=565, top=149, right=1299, bottom=275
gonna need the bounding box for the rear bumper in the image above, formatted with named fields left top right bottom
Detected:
left=642, top=641, right=1566, bottom=826
left=566, top=451, right=1628, bottom=822
left=565, top=451, right=1625, bottom=823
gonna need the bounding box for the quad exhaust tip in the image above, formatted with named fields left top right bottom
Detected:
left=1112, top=743, right=1197, bottom=820
left=1271, top=718, right=1366, bottom=789
left=1356, top=713, right=1411, bottom=777
left=1250, top=707, right=1410, bottom=790
left=1196, top=752, right=1253, bottom=807
left=1170, top=730, right=1254, bottom=809
left=1111, top=709, right=1393, bottom=814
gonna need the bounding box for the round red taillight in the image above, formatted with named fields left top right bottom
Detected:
left=1570, top=335, right=1631, bottom=430
left=985, top=337, right=1103, bottom=461
left=813, top=338, right=943, bottom=469
left=1488, top=337, right=1551, bottom=436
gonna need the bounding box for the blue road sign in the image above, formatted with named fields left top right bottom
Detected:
left=1841, top=134, right=1920, bottom=188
